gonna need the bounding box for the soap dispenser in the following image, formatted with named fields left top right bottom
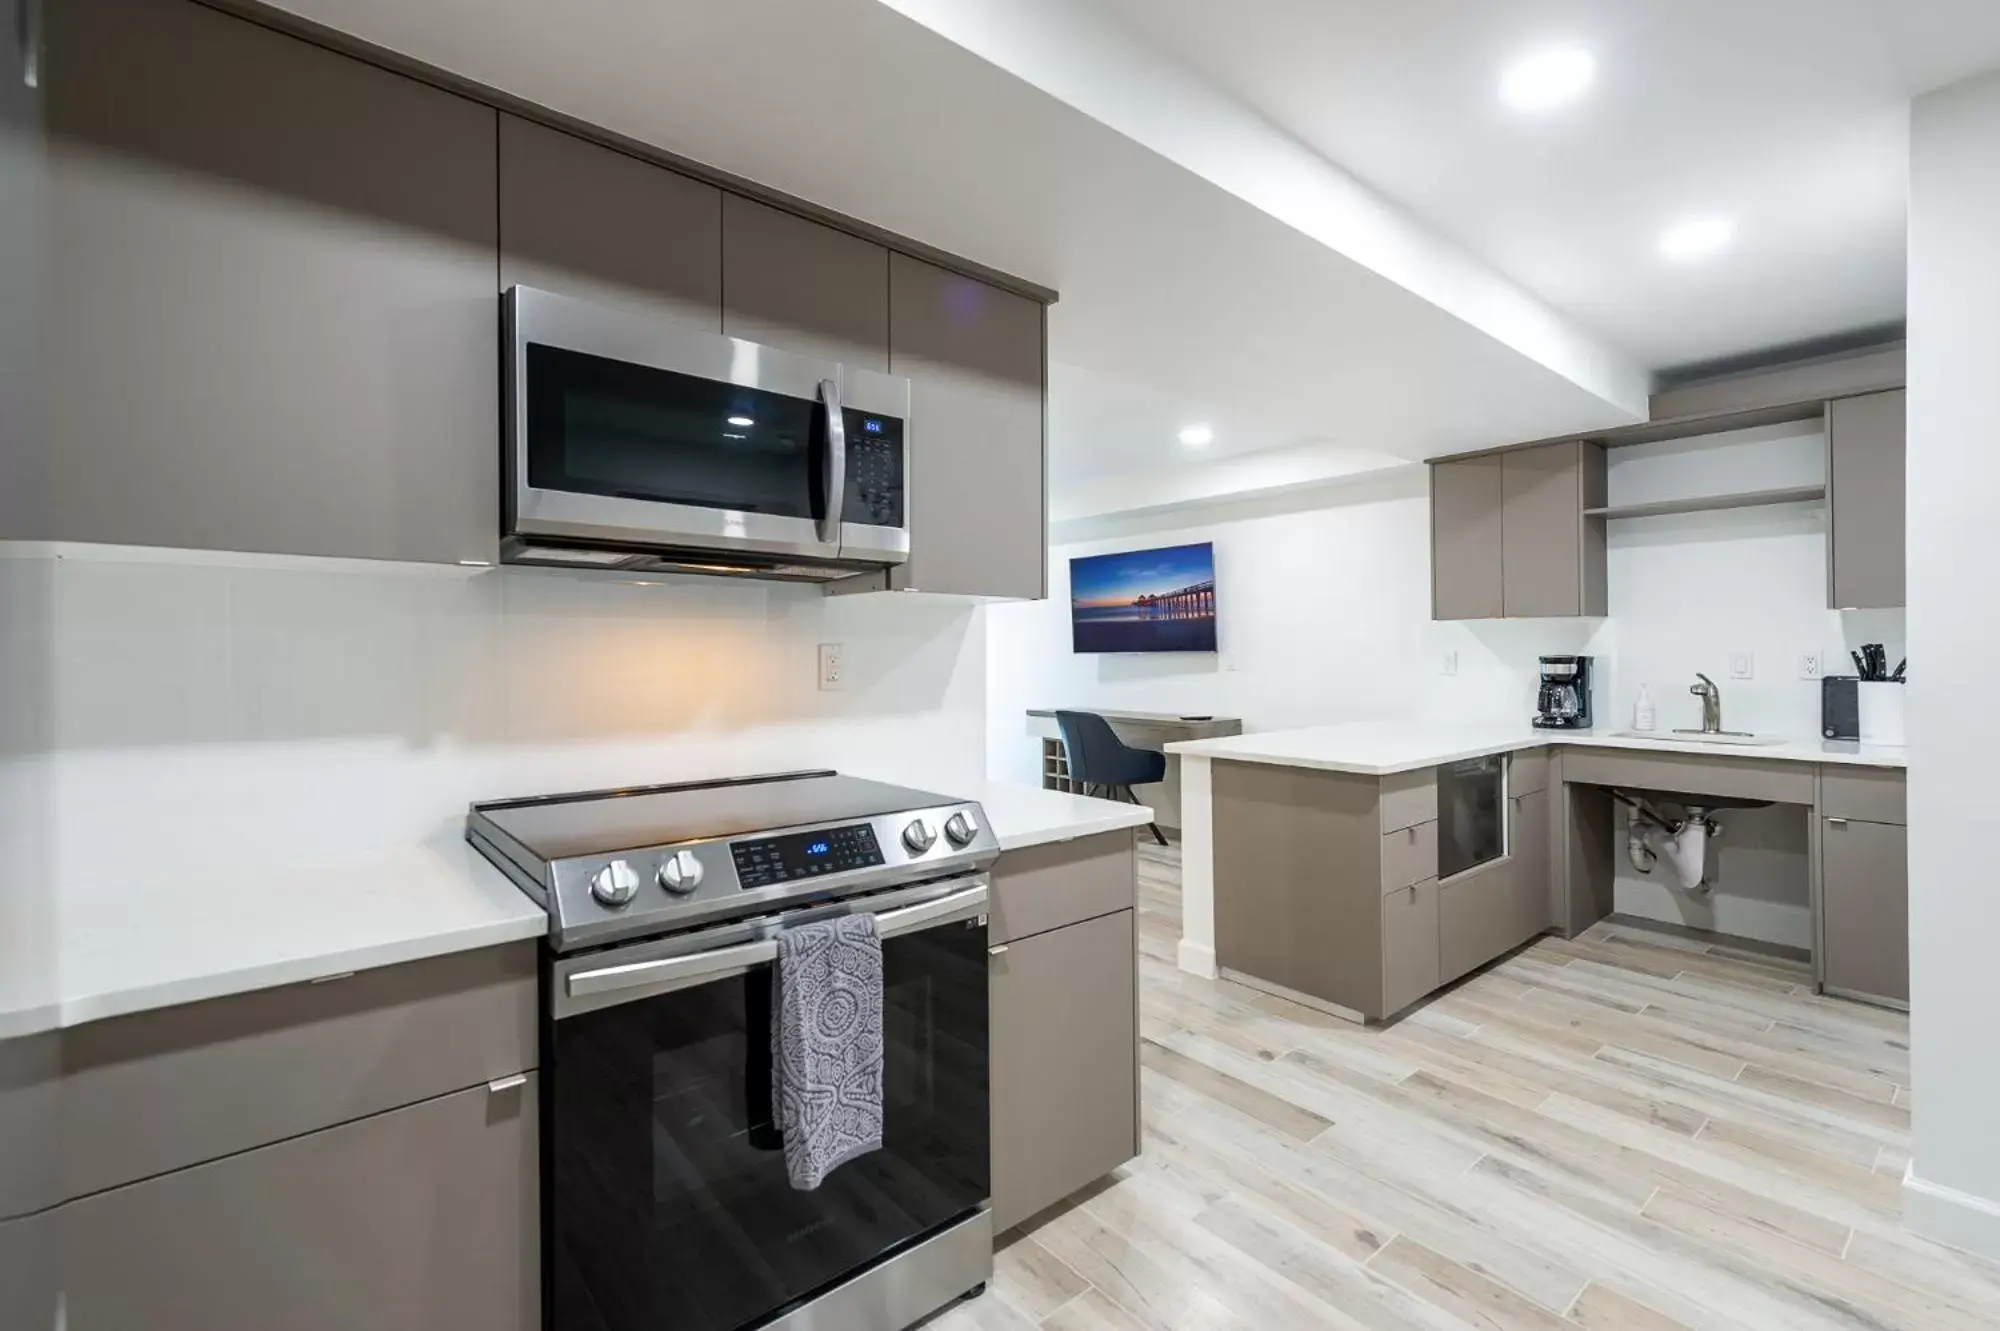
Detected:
left=1634, top=684, right=1656, bottom=732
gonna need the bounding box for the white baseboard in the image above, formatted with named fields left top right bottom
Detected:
left=1176, top=938, right=1216, bottom=979
left=1905, top=1162, right=2000, bottom=1262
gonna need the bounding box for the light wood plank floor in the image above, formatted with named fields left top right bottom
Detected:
left=931, top=839, right=2000, bottom=1331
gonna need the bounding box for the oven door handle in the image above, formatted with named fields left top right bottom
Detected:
left=562, top=882, right=989, bottom=1006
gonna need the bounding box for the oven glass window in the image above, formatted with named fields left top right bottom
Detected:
left=546, top=919, right=989, bottom=1331
left=527, top=344, right=825, bottom=518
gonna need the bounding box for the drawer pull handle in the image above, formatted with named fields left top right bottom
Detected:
left=989, top=944, right=1009, bottom=956
left=488, top=1074, right=528, bottom=1095
left=1827, top=818, right=1849, bottom=827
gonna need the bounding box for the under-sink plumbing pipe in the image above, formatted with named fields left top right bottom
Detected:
left=1610, top=790, right=1722, bottom=896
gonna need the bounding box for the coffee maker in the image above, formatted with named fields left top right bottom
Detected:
left=1533, top=655, right=1593, bottom=730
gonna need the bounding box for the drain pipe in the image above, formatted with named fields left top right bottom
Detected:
left=1610, top=790, right=1722, bottom=896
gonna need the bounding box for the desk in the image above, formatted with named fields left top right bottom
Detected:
left=1026, top=709, right=1243, bottom=832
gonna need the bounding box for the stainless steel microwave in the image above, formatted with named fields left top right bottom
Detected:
left=502, top=286, right=911, bottom=580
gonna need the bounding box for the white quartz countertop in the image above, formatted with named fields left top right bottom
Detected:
left=4, top=780, right=1151, bottom=1035
left=1167, top=720, right=1906, bottom=776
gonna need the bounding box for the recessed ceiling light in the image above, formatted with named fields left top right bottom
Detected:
left=727, top=415, right=755, bottom=427
left=1499, top=46, right=1595, bottom=114
left=1178, top=424, right=1214, bottom=448
left=1659, top=215, right=1735, bottom=261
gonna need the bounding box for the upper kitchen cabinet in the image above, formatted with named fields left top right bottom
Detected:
left=1827, top=388, right=1906, bottom=610
left=499, top=115, right=722, bottom=331
left=1501, top=440, right=1606, bottom=618
left=1430, top=441, right=1605, bottom=620
left=722, top=195, right=889, bottom=370
left=46, top=0, right=501, bottom=565
left=1430, top=455, right=1504, bottom=619
left=887, top=254, right=1048, bottom=599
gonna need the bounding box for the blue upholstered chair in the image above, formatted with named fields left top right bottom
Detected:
left=1054, top=711, right=1169, bottom=846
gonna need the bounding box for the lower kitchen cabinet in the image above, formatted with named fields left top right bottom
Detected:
left=61, top=1076, right=540, bottom=1331
left=1820, top=817, right=1910, bottom=1004
left=1381, top=879, right=1441, bottom=1016
left=990, top=909, right=1138, bottom=1232
left=1439, top=856, right=1542, bottom=985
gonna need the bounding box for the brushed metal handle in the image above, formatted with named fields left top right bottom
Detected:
left=989, top=944, right=1009, bottom=956
left=488, top=1074, right=528, bottom=1095
left=1826, top=817, right=1849, bottom=827
left=818, top=377, right=846, bottom=543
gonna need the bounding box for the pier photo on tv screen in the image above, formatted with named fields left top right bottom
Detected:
left=1070, top=542, right=1218, bottom=654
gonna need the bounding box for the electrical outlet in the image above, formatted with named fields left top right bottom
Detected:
left=1442, top=650, right=1459, bottom=677
left=1799, top=652, right=1822, bottom=680
left=817, top=642, right=845, bottom=691
left=1730, top=651, right=1755, bottom=680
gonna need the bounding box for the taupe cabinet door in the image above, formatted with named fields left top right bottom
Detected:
left=1501, top=442, right=1603, bottom=618
left=1821, top=818, right=1909, bottom=1003
left=499, top=114, right=722, bottom=331
left=1382, top=880, right=1441, bottom=1017
left=1511, top=786, right=1552, bottom=932
left=1430, top=455, right=1504, bottom=620
left=991, top=910, right=1137, bottom=1231
left=62, top=1077, right=539, bottom=1331
left=723, top=194, right=889, bottom=369
left=1439, top=857, right=1539, bottom=984
left=889, top=253, right=1047, bottom=599
left=48, top=0, right=501, bottom=564
left=1828, top=389, right=1906, bottom=610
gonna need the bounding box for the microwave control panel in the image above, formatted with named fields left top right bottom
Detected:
left=731, top=823, right=885, bottom=890
left=842, top=409, right=906, bottom=528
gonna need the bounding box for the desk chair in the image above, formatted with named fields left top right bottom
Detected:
left=1054, top=710, right=1169, bottom=847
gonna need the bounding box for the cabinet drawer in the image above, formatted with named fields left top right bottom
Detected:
left=991, top=911, right=1137, bottom=1231
left=1821, top=767, right=1906, bottom=825
left=1382, top=880, right=1440, bottom=1018
left=1381, top=821, right=1438, bottom=894
left=990, top=831, right=1136, bottom=944
left=61, top=1077, right=538, bottom=1331
left=1562, top=748, right=1815, bottom=806
left=1380, top=769, right=1439, bottom=833
left=1439, top=859, right=1541, bottom=985
left=60, top=943, right=536, bottom=1204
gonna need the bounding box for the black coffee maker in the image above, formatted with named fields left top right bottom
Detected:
left=1533, top=655, right=1593, bottom=730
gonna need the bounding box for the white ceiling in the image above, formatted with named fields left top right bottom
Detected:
left=260, top=0, right=1650, bottom=501
left=1081, top=0, right=2000, bottom=370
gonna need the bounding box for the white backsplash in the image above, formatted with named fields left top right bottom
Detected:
left=18, top=547, right=987, bottom=894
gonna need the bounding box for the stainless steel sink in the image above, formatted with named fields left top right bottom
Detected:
left=1609, top=730, right=1788, bottom=748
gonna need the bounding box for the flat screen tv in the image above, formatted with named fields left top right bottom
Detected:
left=1070, top=542, right=1218, bottom=654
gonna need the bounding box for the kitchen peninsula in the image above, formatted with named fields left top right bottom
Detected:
left=1167, top=721, right=1907, bottom=1022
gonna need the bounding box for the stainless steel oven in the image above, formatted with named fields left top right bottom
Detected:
left=547, top=876, right=991, bottom=1331
left=502, top=286, right=910, bottom=579
left=466, top=772, right=999, bottom=1331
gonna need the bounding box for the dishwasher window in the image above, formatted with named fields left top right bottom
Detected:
left=1437, top=754, right=1507, bottom=879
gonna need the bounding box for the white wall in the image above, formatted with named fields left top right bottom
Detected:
left=987, top=468, right=1602, bottom=789
left=16, top=546, right=987, bottom=897
left=1906, top=68, right=2000, bottom=1260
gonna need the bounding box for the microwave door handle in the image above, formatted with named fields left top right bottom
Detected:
left=819, top=377, right=846, bottom=545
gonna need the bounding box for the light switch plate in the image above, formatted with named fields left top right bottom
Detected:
left=1730, top=652, right=1755, bottom=680
left=1442, top=650, right=1459, bottom=677
left=817, top=642, right=845, bottom=691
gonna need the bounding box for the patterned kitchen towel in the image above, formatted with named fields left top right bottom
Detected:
left=771, top=912, right=885, bottom=1190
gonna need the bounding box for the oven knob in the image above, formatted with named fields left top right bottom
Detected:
left=658, top=850, right=703, bottom=895
left=902, top=818, right=937, bottom=854
left=944, top=810, right=980, bottom=847
left=589, top=859, right=640, bottom=907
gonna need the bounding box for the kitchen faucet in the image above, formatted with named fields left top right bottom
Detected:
left=1688, top=673, right=1722, bottom=734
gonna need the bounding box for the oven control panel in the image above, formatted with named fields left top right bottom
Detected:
left=730, top=823, right=885, bottom=890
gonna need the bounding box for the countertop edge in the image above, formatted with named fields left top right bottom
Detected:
left=993, top=807, right=1156, bottom=853
left=53, top=913, right=549, bottom=1031
left=1169, top=732, right=1906, bottom=775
